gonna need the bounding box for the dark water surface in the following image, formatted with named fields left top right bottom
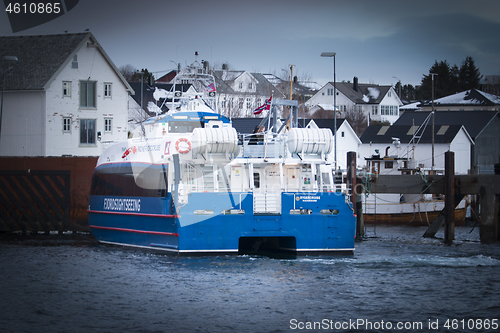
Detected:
left=1, top=225, right=499, bottom=333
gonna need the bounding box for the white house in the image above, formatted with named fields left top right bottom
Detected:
left=0, top=32, right=134, bottom=157
left=305, top=119, right=361, bottom=170
left=306, top=77, right=402, bottom=125
left=213, top=70, right=285, bottom=118
left=359, top=124, right=473, bottom=175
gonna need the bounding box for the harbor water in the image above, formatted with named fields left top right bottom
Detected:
left=1, top=225, right=499, bottom=333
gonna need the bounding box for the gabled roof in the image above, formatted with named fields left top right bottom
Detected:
left=360, top=124, right=470, bottom=145
left=394, top=110, right=499, bottom=139
left=305, top=118, right=345, bottom=132
left=0, top=32, right=133, bottom=94
left=328, top=81, right=394, bottom=105
left=213, top=70, right=284, bottom=98
left=418, top=89, right=500, bottom=107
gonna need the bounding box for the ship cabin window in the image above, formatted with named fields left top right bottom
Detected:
left=168, top=120, right=204, bottom=133
left=253, top=172, right=260, bottom=188
left=385, top=161, right=394, bottom=169
left=91, top=164, right=168, bottom=197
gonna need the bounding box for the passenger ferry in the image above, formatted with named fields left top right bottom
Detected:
left=88, top=64, right=356, bottom=255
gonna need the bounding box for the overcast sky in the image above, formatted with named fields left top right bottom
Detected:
left=1, top=0, right=499, bottom=87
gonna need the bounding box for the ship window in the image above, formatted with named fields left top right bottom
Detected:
left=195, top=210, right=214, bottom=215
left=385, top=161, right=393, bottom=169
left=223, top=209, right=245, bottom=215
left=91, top=164, right=168, bottom=198
left=253, top=172, right=260, bottom=188
left=290, top=209, right=312, bottom=215
left=320, top=209, right=339, bottom=215
left=168, top=120, right=203, bottom=133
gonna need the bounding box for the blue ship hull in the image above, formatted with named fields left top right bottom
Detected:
left=88, top=191, right=356, bottom=255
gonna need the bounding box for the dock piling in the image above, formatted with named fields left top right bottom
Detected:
left=444, top=151, right=455, bottom=243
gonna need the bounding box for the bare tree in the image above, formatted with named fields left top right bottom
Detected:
left=118, top=64, right=137, bottom=81
left=344, top=106, right=367, bottom=136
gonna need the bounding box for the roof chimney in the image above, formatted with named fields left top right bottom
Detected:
left=353, top=76, right=358, bottom=92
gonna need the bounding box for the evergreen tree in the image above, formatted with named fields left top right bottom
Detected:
left=401, top=84, right=416, bottom=101
left=458, top=56, right=482, bottom=91
left=417, top=56, right=482, bottom=100
left=418, top=60, right=453, bottom=100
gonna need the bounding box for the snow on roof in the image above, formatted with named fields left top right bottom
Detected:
left=434, top=89, right=500, bottom=105
left=147, top=101, right=161, bottom=115
left=367, top=87, right=380, bottom=99
left=153, top=87, right=169, bottom=101
left=362, top=87, right=380, bottom=103
left=477, top=90, right=500, bottom=104
left=400, top=101, right=422, bottom=109
left=262, top=74, right=282, bottom=85
left=300, top=81, right=322, bottom=91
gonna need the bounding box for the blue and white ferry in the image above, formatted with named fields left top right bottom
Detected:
left=88, top=64, right=356, bottom=255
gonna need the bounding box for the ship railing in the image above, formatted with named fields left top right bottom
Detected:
left=238, top=132, right=287, bottom=159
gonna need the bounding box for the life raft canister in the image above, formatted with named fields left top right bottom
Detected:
left=175, top=138, right=191, bottom=154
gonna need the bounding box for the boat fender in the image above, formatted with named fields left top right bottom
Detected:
left=175, top=138, right=192, bottom=154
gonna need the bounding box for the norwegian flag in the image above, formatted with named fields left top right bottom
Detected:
left=253, top=96, right=272, bottom=115
left=207, top=83, right=216, bottom=92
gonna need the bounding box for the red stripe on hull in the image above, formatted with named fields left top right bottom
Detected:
left=89, top=224, right=179, bottom=237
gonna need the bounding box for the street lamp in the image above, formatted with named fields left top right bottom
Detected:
left=0, top=55, right=18, bottom=140
left=393, top=76, right=401, bottom=99
left=321, top=52, right=337, bottom=169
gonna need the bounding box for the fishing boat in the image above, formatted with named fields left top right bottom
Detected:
left=87, top=63, right=356, bottom=255
left=361, top=150, right=466, bottom=225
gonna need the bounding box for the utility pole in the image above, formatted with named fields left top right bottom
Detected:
left=430, top=73, right=437, bottom=172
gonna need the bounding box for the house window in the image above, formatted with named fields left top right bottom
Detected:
left=341, top=131, right=345, bottom=137
left=248, top=83, right=253, bottom=89
left=388, top=91, right=392, bottom=97
left=63, top=117, right=71, bottom=133
left=239, top=82, right=243, bottom=89
left=104, top=118, right=112, bottom=133
left=246, top=98, right=252, bottom=109
left=327, top=88, right=334, bottom=96
left=238, top=98, right=244, bottom=108
left=63, top=81, right=71, bottom=97
left=381, top=105, right=389, bottom=115
left=72, top=55, right=78, bottom=69
left=371, top=105, right=378, bottom=115
left=104, top=83, right=112, bottom=98
left=80, top=119, right=96, bottom=145
left=80, top=81, right=96, bottom=108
